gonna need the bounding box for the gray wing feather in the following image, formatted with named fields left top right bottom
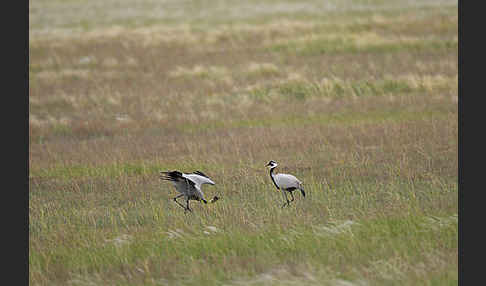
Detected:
left=274, top=173, right=302, bottom=189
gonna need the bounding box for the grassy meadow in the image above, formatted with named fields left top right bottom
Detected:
left=29, top=0, right=458, bottom=285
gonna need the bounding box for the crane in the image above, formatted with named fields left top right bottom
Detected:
left=266, top=160, right=306, bottom=207
left=160, top=170, right=219, bottom=213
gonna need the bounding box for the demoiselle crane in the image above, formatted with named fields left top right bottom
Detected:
left=266, top=160, right=306, bottom=207
left=160, top=170, right=219, bottom=213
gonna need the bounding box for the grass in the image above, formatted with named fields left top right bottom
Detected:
left=29, top=0, right=458, bottom=285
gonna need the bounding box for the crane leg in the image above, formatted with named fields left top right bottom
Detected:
left=173, top=194, right=187, bottom=210
left=281, top=190, right=290, bottom=208
left=185, top=199, right=192, bottom=213
left=289, top=191, right=295, bottom=202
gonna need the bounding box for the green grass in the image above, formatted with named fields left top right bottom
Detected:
left=268, top=36, right=457, bottom=56
left=29, top=0, right=458, bottom=285
left=248, top=77, right=456, bottom=100
left=30, top=175, right=457, bottom=285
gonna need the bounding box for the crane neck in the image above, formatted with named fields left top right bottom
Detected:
left=269, top=167, right=279, bottom=190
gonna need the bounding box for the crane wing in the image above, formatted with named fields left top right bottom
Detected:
left=160, top=170, right=195, bottom=190
left=183, top=172, right=216, bottom=189
left=161, top=170, right=211, bottom=201
left=160, top=171, right=193, bottom=185
left=274, top=173, right=302, bottom=189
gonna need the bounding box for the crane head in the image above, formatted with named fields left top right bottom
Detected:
left=266, top=160, right=278, bottom=168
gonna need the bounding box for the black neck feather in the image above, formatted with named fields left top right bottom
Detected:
left=269, top=167, right=279, bottom=190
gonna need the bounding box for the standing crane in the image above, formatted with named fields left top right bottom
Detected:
left=266, top=160, right=306, bottom=207
left=160, top=170, right=219, bottom=213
